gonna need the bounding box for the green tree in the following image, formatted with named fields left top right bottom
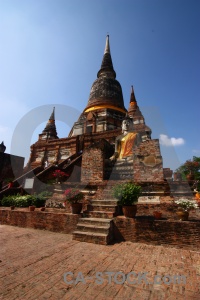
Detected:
left=176, top=156, right=200, bottom=181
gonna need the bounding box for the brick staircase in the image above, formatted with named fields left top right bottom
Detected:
left=73, top=187, right=119, bottom=245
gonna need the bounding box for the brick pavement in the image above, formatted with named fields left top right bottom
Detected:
left=0, top=225, right=199, bottom=300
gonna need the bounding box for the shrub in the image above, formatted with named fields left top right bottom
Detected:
left=1, top=194, right=46, bottom=208
left=1, top=189, right=53, bottom=208
left=31, top=197, right=46, bottom=208
left=112, top=182, right=142, bottom=206
left=1, top=195, right=16, bottom=207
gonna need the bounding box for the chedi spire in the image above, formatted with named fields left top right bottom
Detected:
left=84, top=35, right=125, bottom=113
left=97, top=35, right=116, bottom=79
left=42, top=107, right=58, bottom=139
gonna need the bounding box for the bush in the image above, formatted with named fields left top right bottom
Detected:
left=31, top=197, right=46, bottom=208
left=14, top=195, right=33, bottom=207
left=1, top=195, right=16, bottom=207
left=112, top=182, right=142, bottom=206
left=1, top=194, right=46, bottom=208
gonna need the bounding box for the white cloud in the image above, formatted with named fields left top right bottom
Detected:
left=159, top=134, right=185, bottom=147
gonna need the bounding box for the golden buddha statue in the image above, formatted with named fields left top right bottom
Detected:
left=110, top=116, right=141, bottom=163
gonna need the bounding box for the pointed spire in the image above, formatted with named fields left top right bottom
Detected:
left=42, top=107, right=58, bottom=139
left=128, top=85, right=138, bottom=116
left=130, top=86, right=137, bottom=104
left=97, top=35, right=116, bottom=79
left=49, top=107, right=55, bottom=120
left=104, top=34, right=110, bottom=54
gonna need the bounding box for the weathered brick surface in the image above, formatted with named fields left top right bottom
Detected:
left=133, top=139, right=164, bottom=182
left=136, top=202, right=200, bottom=219
left=81, top=147, right=104, bottom=183
left=81, top=139, right=113, bottom=183
left=0, top=209, right=80, bottom=233
left=0, top=225, right=199, bottom=299
left=114, top=216, right=200, bottom=250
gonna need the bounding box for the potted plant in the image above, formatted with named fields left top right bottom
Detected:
left=174, top=199, right=198, bottom=221
left=52, top=170, right=69, bottom=184
left=64, top=187, right=83, bottom=214
left=112, top=182, right=141, bottom=218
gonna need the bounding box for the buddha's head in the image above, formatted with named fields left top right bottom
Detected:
left=122, top=116, right=133, bottom=133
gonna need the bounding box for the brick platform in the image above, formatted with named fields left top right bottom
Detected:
left=0, top=208, right=80, bottom=234
left=0, top=225, right=199, bottom=299
left=0, top=208, right=199, bottom=249
left=114, top=216, right=200, bottom=250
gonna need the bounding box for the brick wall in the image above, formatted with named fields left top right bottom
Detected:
left=0, top=209, right=80, bottom=233
left=113, top=216, right=200, bottom=250
left=81, top=139, right=113, bottom=184
left=81, top=147, right=104, bottom=183
left=133, top=139, right=164, bottom=182
left=29, top=136, right=78, bottom=168
left=137, top=202, right=200, bottom=219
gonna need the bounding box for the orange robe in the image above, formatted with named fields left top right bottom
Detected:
left=118, top=132, right=137, bottom=159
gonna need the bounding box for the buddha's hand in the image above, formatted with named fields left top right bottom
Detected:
left=110, top=152, right=119, bottom=162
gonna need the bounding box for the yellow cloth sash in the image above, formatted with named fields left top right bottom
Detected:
left=118, top=132, right=137, bottom=159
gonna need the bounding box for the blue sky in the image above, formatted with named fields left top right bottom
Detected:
left=0, top=0, right=199, bottom=170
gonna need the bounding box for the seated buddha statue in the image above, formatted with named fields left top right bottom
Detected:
left=110, top=116, right=141, bottom=163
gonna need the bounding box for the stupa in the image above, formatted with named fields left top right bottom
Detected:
left=25, top=35, right=164, bottom=184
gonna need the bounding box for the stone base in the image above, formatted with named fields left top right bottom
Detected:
left=138, top=196, right=160, bottom=203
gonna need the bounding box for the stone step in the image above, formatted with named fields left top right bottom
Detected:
left=72, top=231, right=110, bottom=245
left=78, top=217, right=112, bottom=226
left=76, top=223, right=110, bottom=234
left=90, top=199, right=118, bottom=205
left=87, top=204, right=117, bottom=212
left=99, top=194, right=116, bottom=200
left=84, top=210, right=115, bottom=219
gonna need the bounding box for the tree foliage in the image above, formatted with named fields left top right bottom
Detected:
left=176, top=156, right=200, bottom=180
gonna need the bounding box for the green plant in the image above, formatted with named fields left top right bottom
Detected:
left=1, top=195, right=16, bottom=206
left=64, top=187, right=83, bottom=204
left=175, top=199, right=198, bottom=212
left=112, top=182, right=141, bottom=206
left=176, top=156, right=200, bottom=180
left=1, top=194, right=46, bottom=208
left=14, top=195, right=33, bottom=207
left=31, top=197, right=46, bottom=208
